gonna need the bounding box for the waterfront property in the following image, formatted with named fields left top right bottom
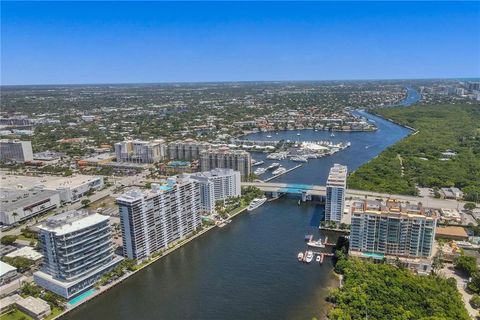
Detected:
left=33, top=210, right=123, bottom=298
left=117, top=175, right=202, bottom=261
left=199, top=147, right=252, bottom=181
left=324, top=164, right=347, bottom=223
left=189, top=168, right=241, bottom=214
left=167, top=139, right=211, bottom=161
left=349, top=199, right=437, bottom=272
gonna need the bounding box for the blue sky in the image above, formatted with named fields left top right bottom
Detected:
left=1, top=1, right=479, bottom=85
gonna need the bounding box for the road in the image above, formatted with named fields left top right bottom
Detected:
left=242, top=182, right=467, bottom=210
left=439, top=265, right=478, bottom=319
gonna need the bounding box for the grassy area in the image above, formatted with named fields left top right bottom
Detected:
left=88, top=196, right=116, bottom=210
left=44, top=307, right=63, bottom=320
left=329, top=258, right=471, bottom=320
left=0, top=309, right=33, bottom=320
left=348, top=104, right=480, bottom=201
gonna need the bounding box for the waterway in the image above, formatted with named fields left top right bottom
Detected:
left=64, top=89, right=419, bottom=320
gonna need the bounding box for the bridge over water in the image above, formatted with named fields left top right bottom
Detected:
left=241, top=182, right=460, bottom=210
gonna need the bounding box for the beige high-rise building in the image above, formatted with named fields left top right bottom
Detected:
left=199, top=147, right=251, bottom=181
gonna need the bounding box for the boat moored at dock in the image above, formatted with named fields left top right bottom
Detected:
left=247, top=197, right=267, bottom=212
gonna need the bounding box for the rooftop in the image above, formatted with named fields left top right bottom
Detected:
left=0, top=187, right=59, bottom=212
left=351, top=198, right=436, bottom=219
left=435, top=226, right=468, bottom=238
left=37, top=210, right=109, bottom=236
left=0, top=261, right=17, bottom=277
left=6, top=246, right=43, bottom=261
left=0, top=172, right=102, bottom=191
left=327, top=164, right=347, bottom=185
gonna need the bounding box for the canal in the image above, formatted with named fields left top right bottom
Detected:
left=64, top=89, right=418, bottom=320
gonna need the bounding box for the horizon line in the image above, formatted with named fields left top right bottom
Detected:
left=1, top=76, right=479, bottom=87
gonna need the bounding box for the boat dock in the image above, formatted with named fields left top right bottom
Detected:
left=264, top=164, right=302, bottom=182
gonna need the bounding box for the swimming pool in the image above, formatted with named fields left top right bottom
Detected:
left=68, top=288, right=97, bottom=306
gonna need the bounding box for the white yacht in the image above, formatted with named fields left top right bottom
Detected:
left=252, top=160, right=265, bottom=166
left=307, top=240, right=325, bottom=248
left=272, top=167, right=287, bottom=175
left=266, top=162, right=280, bottom=170
left=291, top=156, right=308, bottom=163
left=254, top=167, right=266, bottom=175
left=247, top=197, right=267, bottom=212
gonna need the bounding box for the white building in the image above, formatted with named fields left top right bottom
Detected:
left=0, top=140, right=33, bottom=163
left=34, top=210, right=123, bottom=299
left=189, top=168, right=241, bottom=214
left=0, top=261, right=17, bottom=285
left=115, top=139, right=166, bottom=163
left=117, top=175, right=201, bottom=261
left=0, top=173, right=104, bottom=203
left=0, top=188, right=61, bottom=225
left=325, top=164, right=347, bottom=223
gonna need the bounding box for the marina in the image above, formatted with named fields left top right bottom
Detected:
left=64, top=103, right=416, bottom=320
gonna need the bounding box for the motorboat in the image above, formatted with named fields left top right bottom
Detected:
left=266, top=162, right=280, bottom=170
left=297, top=252, right=304, bottom=261
left=252, top=160, right=265, bottom=166
left=266, top=135, right=272, bottom=138
left=307, top=240, right=325, bottom=248
left=305, top=251, right=314, bottom=263
left=254, top=167, right=266, bottom=175
left=272, top=167, right=287, bottom=175
left=291, top=156, right=308, bottom=163
left=247, top=197, right=267, bottom=212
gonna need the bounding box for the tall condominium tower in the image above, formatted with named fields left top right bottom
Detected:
left=34, top=210, right=122, bottom=298
left=167, top=139, right=211, bottom=161
left=189, top=168, right=241, bottom=214
left=350, top=199, right=437, bottom=258
left=199, top=147, right=251, bottom=181
left=114, top=139, right=166, bottom=163
left=0, top=140, right=33, bottom=163
left=117, top=175, right=201, bottom=261
left=325, top=164, right=347, bottom=223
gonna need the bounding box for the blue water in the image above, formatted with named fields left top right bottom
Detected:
left=64, top=88, right=420, bottom=320
left=246, top=110, right=412, bottom=185
left=68, top=288, right=96, bottom=306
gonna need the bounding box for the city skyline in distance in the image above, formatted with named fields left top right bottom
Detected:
left=1, top=1, right=479, bottom=85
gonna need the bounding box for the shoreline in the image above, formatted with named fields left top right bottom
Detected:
left=55, top=205, right=251, bottom=320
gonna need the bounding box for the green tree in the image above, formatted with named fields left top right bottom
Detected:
left=454, top=254, right=478, bottom=277
left=1, top=235, right=17, bottom=245
left=81, top=198, right=91, bottom=208
left=470, top=294, right=480, bottom=310
left=464, top=202, right=477, bottom=211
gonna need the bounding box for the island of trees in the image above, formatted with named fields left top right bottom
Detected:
left=328, top=256, right=471, bottom=320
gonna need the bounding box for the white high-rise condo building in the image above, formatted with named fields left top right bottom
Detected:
left=117, top=175, right=201, bottom=261
left=0, top=140, right=33, bottom=163
left=189, top=168, right=241, bottom=214
left=115, top=139, right=166, bottom=163
left=199, top=147, right=251, bottom=181
left=33, top=210, right=123, bottom=298
left=325, top=164, right=347, bottom=223
left=349, top=199, right=437, bottom=259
